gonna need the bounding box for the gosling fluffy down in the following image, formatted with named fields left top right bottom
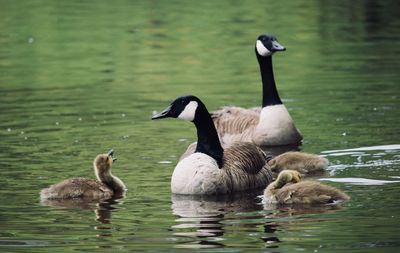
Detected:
left=268, top=151, right=328, bottom=178
left=264, top=170, right=349, bottom=205
left=40, top=150, right=126, bottom=200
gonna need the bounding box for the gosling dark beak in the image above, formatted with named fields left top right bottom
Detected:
left=152, top=105, right=172, bottom=120
left=107, top=149, right=117, bottom=162
left=271, top=40, right=286, bottom=52
left=108, top=149, right=114, bottom=157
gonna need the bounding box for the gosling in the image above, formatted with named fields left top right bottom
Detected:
left=268, top=151, right=328, bottom=178
left=264, top=170, right=349, bottom=205
left=40, top=149, right=126, bottom=200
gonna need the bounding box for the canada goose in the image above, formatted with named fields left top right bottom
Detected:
left=268, top=151, right=328, bottom=178
left=264, top=170, right=350, bottom=205
left=40, top=150, right=126, bottom=200
left=211, top=34, right=302, bottom=146
left=152, top=95, right=273, bottom=195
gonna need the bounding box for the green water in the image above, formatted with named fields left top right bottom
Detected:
left=1, top=0, right=400, bottom=252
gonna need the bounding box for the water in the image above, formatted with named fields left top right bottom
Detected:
left=1, top=0, right=400, bottom=252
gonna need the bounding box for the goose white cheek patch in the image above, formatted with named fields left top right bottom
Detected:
left=178, top=101, right=198, bottom=121
left=256, top=40, right=272, bottom=56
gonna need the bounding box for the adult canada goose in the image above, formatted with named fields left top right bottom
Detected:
left=40, top=150, right=126, bottom=200
left=152, top=95, right=273, bottom=195
left=264, top=170, right=349, bottom=205
left=268, top=151, right=328, bottom=178
left=212, top=34, right=303, bottom=146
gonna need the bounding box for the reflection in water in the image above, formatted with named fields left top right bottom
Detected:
left=262, top=221, right=280, bottom=248
left=261, top=145, right=301, bottom=157
left=319, top=177, right=400, bottom=185
left=171, top=193, right=348, bottom=250
left=262, top=203, right=346, bottom=249
left=0, top=0, right=399, bottom=251
left=171, top=193, right=262, bottom=249
left=322, top=144, right=400, bottom=176
left=40, top=195, right=125, bottom=237
left=264, top=202, right=345, bottom=217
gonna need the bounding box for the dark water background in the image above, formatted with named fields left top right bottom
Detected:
left=1, top=0, right=400, bottom=252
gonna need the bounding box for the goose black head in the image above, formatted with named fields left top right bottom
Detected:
left=152, top=95, right=201, bottom=122
left=255, top=34, right=286, bottom=57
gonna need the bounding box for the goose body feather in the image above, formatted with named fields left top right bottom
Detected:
left=172, top=142, right=273, bottom=195
left=212, top=105, right=302, bottom=146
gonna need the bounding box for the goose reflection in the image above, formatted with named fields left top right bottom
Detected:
left=262, top=221, right=281, bottom=248
left=40, top=195, right=125, bottom=237
left=261, top=202, right=346, bottom=248
left=261, top=145, right=301, bottom=157
left=171, top=193, right=263, bottom=249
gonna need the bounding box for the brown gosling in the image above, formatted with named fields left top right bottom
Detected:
left=268, top=151, right=328, bottom=178
left=40, top=150, right=126, bottom=200
left=264, top=170, right=349, bottom=205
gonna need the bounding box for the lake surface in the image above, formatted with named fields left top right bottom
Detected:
left=1, top=0, right=400, bottom=252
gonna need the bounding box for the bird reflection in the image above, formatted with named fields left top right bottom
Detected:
left=171, top=193, right=263, bottom=249
left=40, top=195, right=125, bottom=237
left=262, top=221, right=281, bottom=248
left=261, top=202, right=346, bottom=248
left=264, top=203, right=344, bottom=217
left=261, top=145, right=301, bottom=157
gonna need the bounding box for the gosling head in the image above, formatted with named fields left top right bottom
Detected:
left=255, top=34, right=286, bottom=57
left=152, top=95, right=201, bottom=122
left=278, top=170, right=302, bottom=185
left=94, top=149, right=116, bottom=179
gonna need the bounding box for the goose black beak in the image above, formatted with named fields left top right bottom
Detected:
left=271, top=40, right=286, bottom=52
left=152, top=105, right=172, bottom=120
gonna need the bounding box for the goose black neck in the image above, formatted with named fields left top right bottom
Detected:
left=257, top=53, right=283, bottom=107
left=192, top=103, right=224, bottom=168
